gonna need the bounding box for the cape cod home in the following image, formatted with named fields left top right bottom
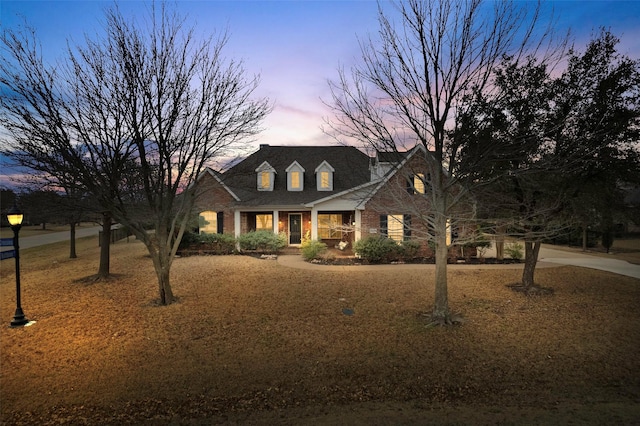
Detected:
left=193, top=144, right=446, bottom=250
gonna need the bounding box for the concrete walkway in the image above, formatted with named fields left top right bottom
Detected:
left=277, top=245, right=640, bottom=279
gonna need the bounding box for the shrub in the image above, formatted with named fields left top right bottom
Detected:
left=178, top=231, right=237, bottom=254
left=353, top=236, right=399, bottom=263
left=199, top=233, right=237, bottom=254
left=463, top=235, right=492, bottom=259
left=504, top=242, right=524, bottom=260
left=398, top=240, right=421, bottom=259
left=178, top=231, right=200, bottom=250
left=238, top=230, right=287, bottom=253
left=300, top=232, right=327, bottom=261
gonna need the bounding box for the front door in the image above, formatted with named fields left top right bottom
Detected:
left=289, top=214, right=302, bottom=245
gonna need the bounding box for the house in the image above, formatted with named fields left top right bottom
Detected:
left=193, top=144, right=446, bottom=250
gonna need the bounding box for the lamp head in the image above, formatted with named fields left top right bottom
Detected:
left=6, top=203, right=23, bottom=228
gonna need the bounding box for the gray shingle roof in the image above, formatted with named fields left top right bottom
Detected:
left=219, top=145, right=371, bottom=206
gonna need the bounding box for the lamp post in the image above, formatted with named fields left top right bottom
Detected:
left=7, top=204, right=28, bottom=327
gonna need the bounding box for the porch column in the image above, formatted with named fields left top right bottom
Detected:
left=354, top=209, right=362, bottom=242
left=272, top=210, right=279, bottom=234
left=311, top=208, right=318, bottom=240
left=234, top=210, right=241, bottom=238
left=234, top=210, right=241, bottom=251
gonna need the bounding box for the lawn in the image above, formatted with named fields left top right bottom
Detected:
left=1, top=236, right=639, bottom=425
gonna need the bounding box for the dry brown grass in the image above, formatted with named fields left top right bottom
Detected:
left=1, top=237, right=639, bottom=425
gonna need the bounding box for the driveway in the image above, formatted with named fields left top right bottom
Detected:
left=538, top=245, right=640, bottom=279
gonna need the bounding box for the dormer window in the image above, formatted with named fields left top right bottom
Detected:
left=286, top=161, right=305, bottom=191
left=315, top=160, right=335, bottom=191
left=255, top=161, right=275, bottom=191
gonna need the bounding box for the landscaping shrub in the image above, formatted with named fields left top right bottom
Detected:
left=505, top=242, right=524, bottom=260
left=238, top=230, right=287, bottom=253
left=300, top=232, right=327, bottom=261
left=178, top=231, right=201, bottom=250
left=398, top=240, right=421, bottom=259
left=462, top=235, right=492, bottom=259
left=353, top=235, right=399, bottom=263
left=199, top=233, right=237, bottom=254
left=178, top=231, right=236, bottom=254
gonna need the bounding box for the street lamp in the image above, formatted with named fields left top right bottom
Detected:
left=7, top=203, right=28, bottom=327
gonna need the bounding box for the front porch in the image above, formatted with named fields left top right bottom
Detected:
left=235, top=209, right=360, bottom=248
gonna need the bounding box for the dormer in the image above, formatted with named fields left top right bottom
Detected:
left=286, top=161, right=305, bottom=191
left=255, top=161, right=276, bottom=191
left=315, top=160, right=335, bottom=191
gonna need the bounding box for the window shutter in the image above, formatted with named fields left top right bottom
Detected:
left=406, top=175, right=414, bottom=194
left=379, top=215, right=388, bottom=237
left=217, top=212, right=224, bottom=234
left=403, top=214, right=412, bottom=240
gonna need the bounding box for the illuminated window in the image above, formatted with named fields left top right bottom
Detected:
left=256, top=161, right=275, bottom=191
left=381, top=214, right=411, bottom=242
left=291, top=171, right=300, bottom=189
left=318, top=214, right=342, bottom=239
left=256, top=214, right=273, bottom=231
left=315, top=161, right=334, bottom=191
left=320, top=172, right=330, bottom=189
left=414, top=173, right=426, bottom=194
left=286, top=161, right=304, bottom=191
left=387, top=215, right=404, bottom=242
left=260, top=171, right=270, bottom=189
left=199, top=211, right=217, bottom=234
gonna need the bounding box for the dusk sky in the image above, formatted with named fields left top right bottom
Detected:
left=1, top=0, right=640, bottom=186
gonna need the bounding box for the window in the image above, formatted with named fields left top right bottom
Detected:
left=291, top=171, right=300, bottom=189
left=256, top=214, right=273, bottom=231
left=380, top=214, right=411, bottom=243
left=255, top=161, right=275, bottom=191
left=387, top=215, right=404, bottom=242
left=320, top=171, right=330, bottom=189
left=286, top=161, right=305, bottom=191
left=318, top=214, right=342, bottom=239
left=315, top=161, right=335, bottom=191
left=199, top=211, right=217, bottom=234
left=260, top=171, right=271, bottom=189
left=414, top=173, right=426, bottom=194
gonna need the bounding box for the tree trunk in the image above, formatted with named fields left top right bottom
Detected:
left=432, top=212, right=450, bottom=323
left=69, top=222, right=77, bottom=259
left=98, top=212, right=111, bottom=278
left=495, top=224, right=506, bottom=261
left=156, top=263, right=175, bottom=306
left=522, top=241, right=541, bottom=289
left=581, top=226, right=587, bottom=252
left=148, top=236, right=175, bottom=305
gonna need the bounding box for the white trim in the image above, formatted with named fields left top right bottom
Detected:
left=311, top=208, right=318, bottom=240
left=234, top=210, right=241, bottom=251
left=272, top=210, right=279, bottom=234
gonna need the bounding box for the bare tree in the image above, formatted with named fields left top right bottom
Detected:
left=326, top=0, right=560, bottom=324
left=0, top=3, right=270, bottom=304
